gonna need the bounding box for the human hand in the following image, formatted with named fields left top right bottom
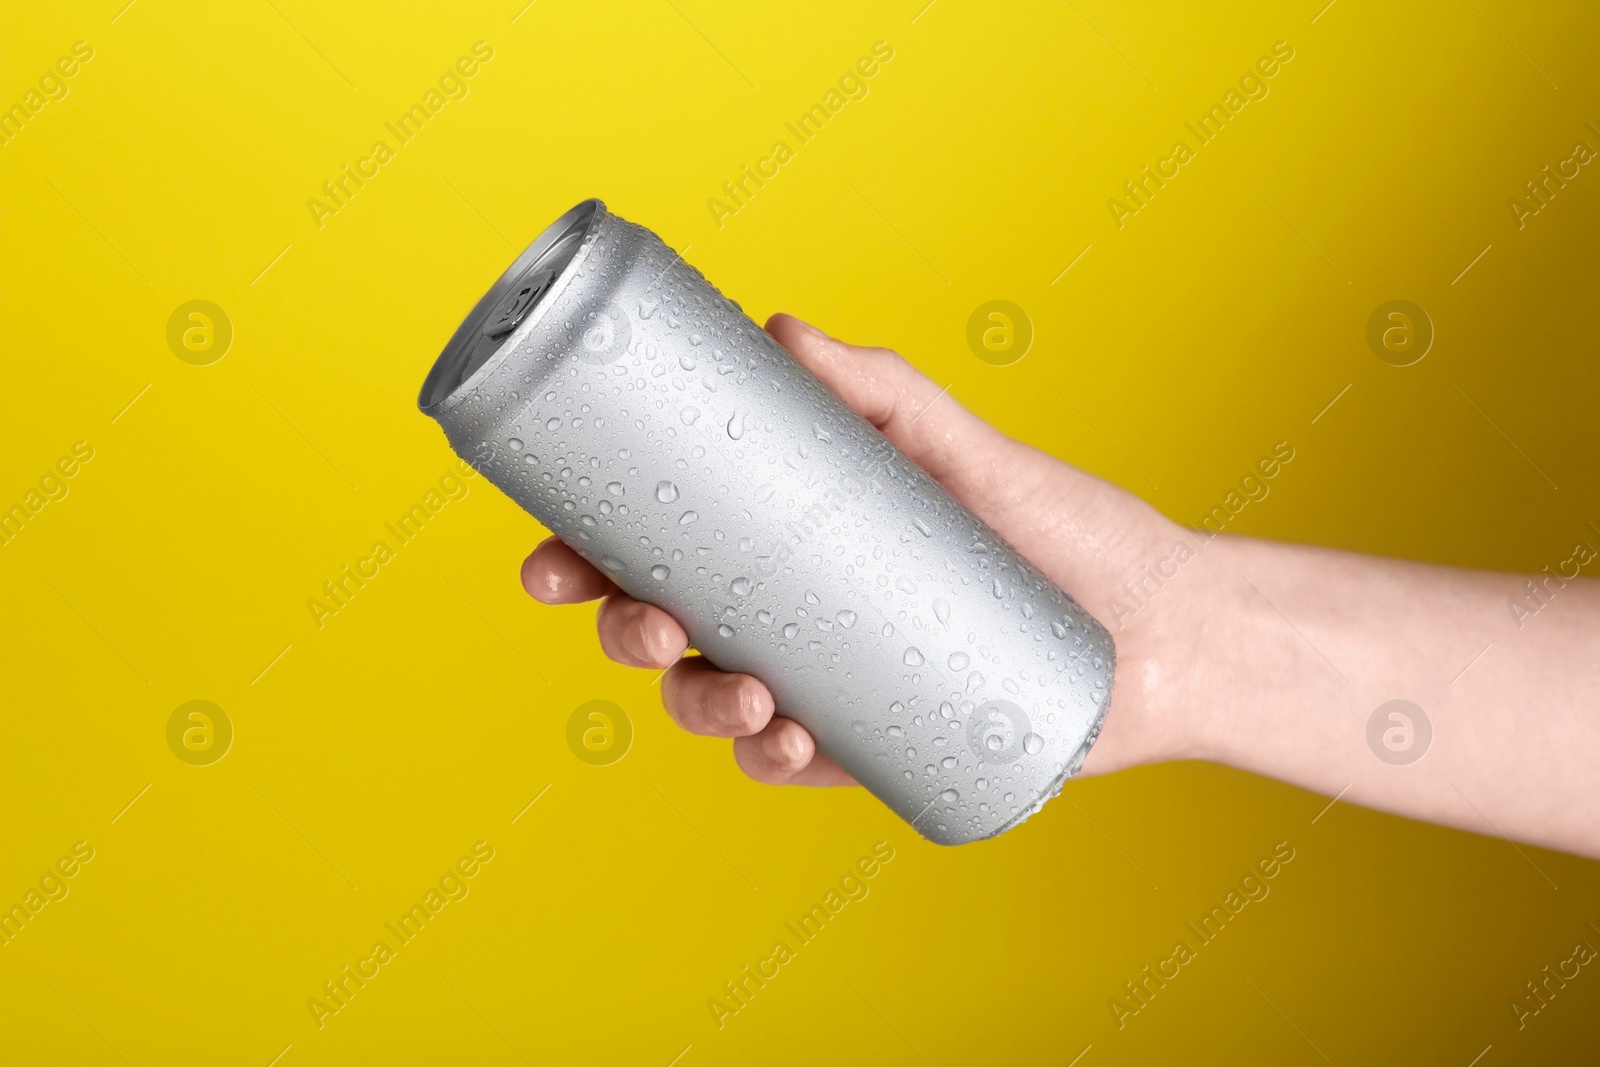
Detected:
left=520, top=314, right=1190, bottom=787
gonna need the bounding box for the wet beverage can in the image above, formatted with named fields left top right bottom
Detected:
left=418, top=199, right=1116, bottom=844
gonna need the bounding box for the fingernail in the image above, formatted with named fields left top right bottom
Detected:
left=791, top=315, right=826, bottom=338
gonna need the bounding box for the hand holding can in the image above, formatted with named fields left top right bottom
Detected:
left=419, top=200, right=1117, bottom=844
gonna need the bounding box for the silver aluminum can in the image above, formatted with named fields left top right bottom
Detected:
left=418, top=200, right=1115, bottom=845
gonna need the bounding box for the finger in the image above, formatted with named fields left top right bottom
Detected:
left=520, top=537, right=617, bottom=604
left=733, top=717, right=857, bottom=786
left=763, top=312, right=1162, bottom=594
left=660, top=657, right=775, bottom=737
left=595, top=593, right=689, bottom=669
left=764, top=312, right=1022, bottom=491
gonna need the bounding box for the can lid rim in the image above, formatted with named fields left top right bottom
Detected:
left=417, top=198, right=608, bottom=417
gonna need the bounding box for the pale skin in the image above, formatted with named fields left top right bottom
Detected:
left=522, top=314, right=1600, bottom=859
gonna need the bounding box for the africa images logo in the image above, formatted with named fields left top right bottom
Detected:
left=967, top=700, right=1036, bottom=763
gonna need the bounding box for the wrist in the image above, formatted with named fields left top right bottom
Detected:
left=1169, top=533, right=1366, bottom=772
left=1085, top=527, right=1299, bottom=774
left=1080, top=519, right=1228, bottom=773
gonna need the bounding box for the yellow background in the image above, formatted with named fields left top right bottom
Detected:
left=4, top=0, right=1599, bottom=1062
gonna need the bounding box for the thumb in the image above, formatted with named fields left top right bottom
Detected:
left=762, top=314, right=1173, bottom=607
left=764, top=312, right=1024, bottom=497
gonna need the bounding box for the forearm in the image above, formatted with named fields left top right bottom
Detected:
left=1164, top=533, right=1600, bottom=857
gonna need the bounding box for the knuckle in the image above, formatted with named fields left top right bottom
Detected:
left=601, top=601, right=650, bottom=664
left=659, top=671, right=688, bottom=724
left=669, top=667, right=724, bottom=736
left=594, top=605, right=617, bottom=653
left=627, top=609, right=655, bottom=657
left=767, top=724, right=806, bottom=769
left=718, top=676, right=766, bottom=732
left=733, top=738, right=770, bottom=781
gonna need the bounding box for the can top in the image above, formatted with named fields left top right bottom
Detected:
left=418, top=198, right=606, bottom=415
